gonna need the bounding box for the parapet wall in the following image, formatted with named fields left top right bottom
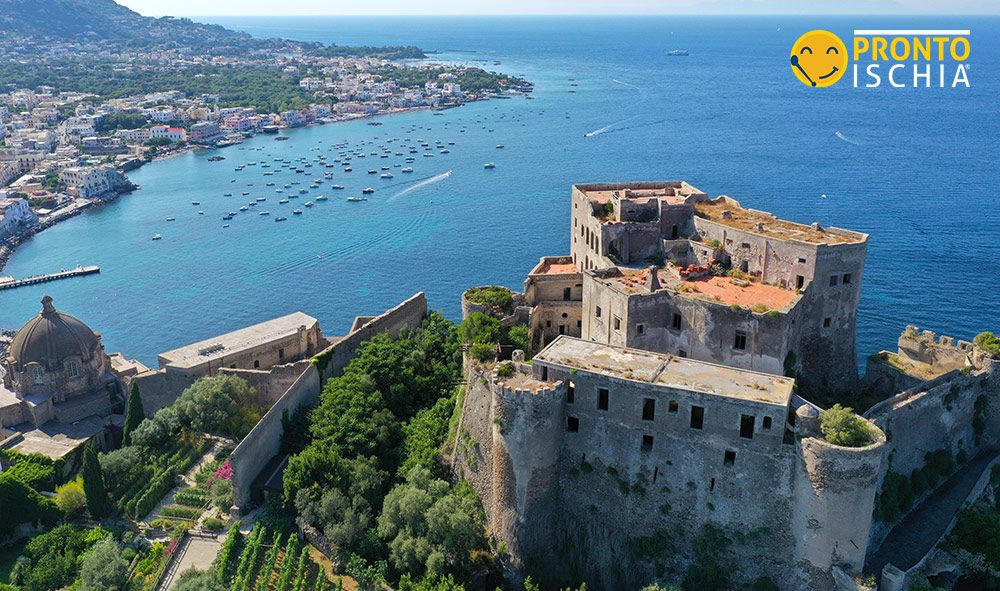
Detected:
left=219, top=358, right=313, bottom=407
left=897, top=326, right=973, bottom=372
left=229, top=292, right=428, bottom=507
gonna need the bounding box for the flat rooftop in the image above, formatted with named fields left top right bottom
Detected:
left=158, top=312, right=318, bottom=369
left=534, top=336, right=794, bottom=406
left=602, top=267, right=798, bottom=311
left=532, top=259, right=579, bottom=276
left=576, top=181, right=704, bottom=205
left=694, top=199, right=865, bottom=245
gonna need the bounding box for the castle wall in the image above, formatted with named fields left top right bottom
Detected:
left=896, top=326, right=972, bottom=372
left=581, top=272, right=793, bottom=377
left=218, top=358, right=314, bottom=407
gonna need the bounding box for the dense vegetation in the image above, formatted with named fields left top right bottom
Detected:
left=0, top=62, right=320, bottom=114
left=975, top=332, right=1000, bottom=357
left=373, top=65, right=524, bottom=93
left=314, top=44, right=425, bottom=60
left=464, top=286, right=513, bottom=311
left=281, top=311, right=497, bottom=588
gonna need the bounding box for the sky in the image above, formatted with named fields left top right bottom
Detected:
left=116, top=0, right=998, bottom=16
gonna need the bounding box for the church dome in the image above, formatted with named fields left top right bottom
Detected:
left=8, top=296, right=101, bottom=372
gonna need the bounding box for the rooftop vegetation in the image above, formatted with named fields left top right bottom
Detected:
left=819, top=404, right=873, bottom=448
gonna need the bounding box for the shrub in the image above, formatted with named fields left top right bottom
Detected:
left=709, top=239, right=721, bottom=248
left=465, top=286, right=514, bottom=311
left=819, top=404, right=871, bottom=447
left=203, top=517, right=225, bottom=531
left=974, top=331, right=1000, bottom=356
left=459, top=312, right=501, bottom=345
left=729, top=304, right=742, bottom=312
left=161, top=504, right=202, bottom=520
left=497, top=364, right=513, bottom=378
left=750, top=303, right=770, bottom=314
left=175, top=490, right=212, bottom=507
left=506, top=324, right=531, bottom=357
left=469, top=342, right=495, bottom=362
left=56, top=478, right=87, bottom=515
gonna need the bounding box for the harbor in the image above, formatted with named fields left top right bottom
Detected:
left=0, top=265, right=100, bottom=291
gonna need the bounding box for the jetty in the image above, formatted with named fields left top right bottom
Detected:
left=0, top=265, right=100, bottom=291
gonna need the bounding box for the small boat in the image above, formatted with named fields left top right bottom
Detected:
left=242, top=192, right=250, bottom=195
left=275, top=136, right=290, bottom=141
left=316, top=195, right=328, bottom=201
left=331, top=184, right=344, bottom=189
left=496, top=144, right=505, bottom=149
left=362, top=187, right=375, bottom=194
left=667, top=49, right=689, bottom=56
left=223, top=215, right=233, bottom=220
left=198, top=211, right=204, bottom=215
left=229, top=211, right=238, bottom=216
left=344, top=167, right=352, bottom=172
left=259, top=211, right=270, bottom=215
left=266, top=182, right=275, bottom=186
left=223, top=224, right=230, bottom=228
left=166, top=217, right=176, bottom=221
left=381, top=173, right=394, bottom=179
left=239, top=206, right=248, bottom=211
left=310, top=184, right=319, bottom=189
left=207, top=156, right=225, bottom=162
left=224, top=193, right=232, bottom=196
left=256, top=197, right=266, bottom=201
left=275, top=216, right=287, bottom=222
left=368, top=170, right=377, bottom=174
left=484, top=162, right=496, bottom=169
left=293, top=209, right=303, bottom=214
left=279, top=199, right=289, bottom=204
left=347, top=197, right=368, bottom=202
left=152, top=234, right=162, bottom=240
left=192, top=201, right=200, bottom=205
left=299, top=189, right=309, bottom=194
left=440, top=149, right=450, bottom=154
left=305, top=201, right=314, bottom=207
left=402, top=167, right=414, bottom=173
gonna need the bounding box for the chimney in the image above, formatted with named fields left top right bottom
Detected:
left=646, top=266, right=661, bottom=292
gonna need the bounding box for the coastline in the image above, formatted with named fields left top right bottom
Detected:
left=0, top=93, right=521, bottom=277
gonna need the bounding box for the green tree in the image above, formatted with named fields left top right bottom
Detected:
left=175, top=373, right=258, bottom=436
left=506, top=324, right=531, bottom=357
left=123, top=381, right=146, bottom=446
left=974, top=332, right=1000, bottom=356
left=79, top=538, right=129, bottom=591
left=173, top=568, right=226, bottom=591
left=819, top=404, right=871, bottom=447
left=458, top=313, right=501, bottom=345
left=55, top=477, right=87, bottom=516
left=377, top=467, right=485, bottom=580
left=81, top=445, right=110, bottom=519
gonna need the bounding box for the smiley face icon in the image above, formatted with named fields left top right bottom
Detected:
left=790, top=30, right=848, bottom=87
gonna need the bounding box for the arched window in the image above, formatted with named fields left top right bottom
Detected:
left=32, top=366, right=43, bottom=384
left=68, top=361, right=80, bottom=378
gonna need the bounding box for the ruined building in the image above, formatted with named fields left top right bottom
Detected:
left=453, top=181, right=1000, bottom=591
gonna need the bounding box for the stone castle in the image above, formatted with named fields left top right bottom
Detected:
left=453, top=182, right=1000, bottom=591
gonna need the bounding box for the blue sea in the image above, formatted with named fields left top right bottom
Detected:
left=1, top=16, right=997, bottom=368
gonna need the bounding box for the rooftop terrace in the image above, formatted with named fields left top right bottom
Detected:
left=531, top=257, right=579, bottom=276
left=576, top=181, right=705, bottom=205
left=158, top=311, right=318, bottom=369
left=694, top=198, right=865, bottom=245
left=535, top=336, right=794, bottom=406
left=601, top=267, right=798, bottom=311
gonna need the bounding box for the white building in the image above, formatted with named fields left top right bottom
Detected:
left=58, top=166, right=117, bottom=198
left=147, top=108, right=175, bottom=122
left=150, top=126, right=186, bottom=142
left=0, top=196, right=37, bottom=235
left=299, top=77, right=325, bottom=91
left=115, top=128, right=152, bottom=143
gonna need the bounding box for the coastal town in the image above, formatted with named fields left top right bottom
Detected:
left=0, top=27, right=529, bottom=272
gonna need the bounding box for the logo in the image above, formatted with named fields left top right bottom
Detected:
left=790, top=30, right=848, bottom=87
left=790, top=29, right=971, bottom=88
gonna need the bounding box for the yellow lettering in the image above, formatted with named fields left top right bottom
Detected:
left=873, top=37, right=889, bottom=61
left=951, top=37, right=970, bottom=61
left=913, top=37, right=930, bottom=61
left=890, top=37, right=910, bottom=60
left=854, top=37, right=869, bottom=61
left=932, top=37, right=948, bottom=60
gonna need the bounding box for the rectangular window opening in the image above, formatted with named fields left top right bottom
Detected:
left=679, top=350, right=688, bottom=358
left=740, top=414, right=755, bottom=439
left=668, top=400, right=679, bottom=414
left=724, top=450, right=736, bottom=466
left=278, top=348, right=284, bottom=359
left=672, top=313, right=682, bottom=331
left=598, top=388, right=609, bottom=411
left=843, top=273, right=852, bottom=284
left=595, top=306, right=602, bottom=318
left=734, top=331, right=747, bottom=351
left=823, top=317, right=832, bottom=328
left=567, top=380, right=575, bottom=403
left=690, top=405, right=704, bottom=429
left=710, top=478, right=716, bottom=492
left=798, top=257, right=807, bottom=264
left=542, top=366, right=548, bottom=381
left=637, top=324, right=645, bottom=336
left=642, top=398, right=655, bottom=421
left=641, top=435, right=654, bottom=453
left=614, top=316, right=621, bottom=331
left=830, top=275, right=838, bottom=286
left=796, top=275, right=804, bottom=289
left=762, top=416, right=773, bottom=430
left=564, top=287, right=572, bottom=301
left=567, top=416, right=579, bottom=432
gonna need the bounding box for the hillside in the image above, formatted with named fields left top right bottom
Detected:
left=0, top=0, right=253, bottom=47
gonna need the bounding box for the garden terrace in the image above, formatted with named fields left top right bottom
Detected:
left=693, top=198, right=866, bottom=245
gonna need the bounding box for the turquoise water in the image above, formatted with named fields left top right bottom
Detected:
left=1, top=16, right=997, bottom=367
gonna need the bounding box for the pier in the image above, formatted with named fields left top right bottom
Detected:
left=0, top=265, right=100, bottom=291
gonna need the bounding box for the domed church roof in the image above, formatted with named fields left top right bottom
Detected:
left=7, top=296, right=101, bottom=372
